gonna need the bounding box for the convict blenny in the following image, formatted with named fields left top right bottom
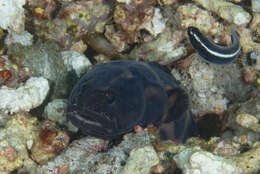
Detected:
left=187, top=26, right=241, bottom=64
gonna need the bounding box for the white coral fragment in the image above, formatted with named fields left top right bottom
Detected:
left=5, top=31, right=33, bottom=46
left=174, top=148, right=242, bottom=174
left=61, top=51, right=92, bottom=77
left=0, top=0, right=26, bottom=33
left=120, top=146, right=159, bottom=174
left=116, top=0, right=132, bottom=4
left=193, top=0, right=251, bottom=26
left=0, top=77, right=49, bottom=113
left=141, top=8, right=166, bottom=37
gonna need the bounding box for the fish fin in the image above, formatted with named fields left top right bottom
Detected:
left=159, top=111, right=198, bottom=143
left=162, top=88, right=189, bottom=123
left=139, top=83, right=168, bottom=126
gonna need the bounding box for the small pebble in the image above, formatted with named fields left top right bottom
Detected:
left=252, top=0, right=260, bottom=12
left=120, top=146, right=159, bottom=174
left=236, top=114, right=260, bottom=133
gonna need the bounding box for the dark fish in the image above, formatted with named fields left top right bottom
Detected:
left=67, top=60, right=198, bottom=142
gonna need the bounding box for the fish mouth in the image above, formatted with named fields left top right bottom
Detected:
left=67, top=107, right=121, bottom=138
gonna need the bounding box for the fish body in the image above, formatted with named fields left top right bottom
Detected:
left=187, top=26, right=241, bottom=64
left=67, top=60, right=198, bottom=142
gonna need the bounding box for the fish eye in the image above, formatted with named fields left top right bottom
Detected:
left=188, top=30, right=194, bottom=36
left=105, top=90, right=115, bottom=104
left=187, top=27, right=196, bottom=36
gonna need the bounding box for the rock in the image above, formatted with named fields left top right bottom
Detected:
left=31, top=121, right=70, bottom=165
left=233, top=142, right=260, bottom=174
left=174, top=55, right=250, bottom=116
left=27, top=0, right=57, bottom=20
left=104, top=25, right=130, bottom=52
left=251, top=0, right=260, bottom=12
left=239, top=27, right=260, bottom=54
left=157, top=0, right=178, bottom=6
left=7, top=41, right=68, bottom=98
left=0, top=113, right=39, bottom=173
left=225, top=98, right=260, bottom=146
left=158, top=138, right=260, bottom=174
left=174, top=148, right=242, bottom=174
left=70, top=40, right=88, bottom=53
left=38, top=137, right=110, bottom=173
left=192, top=0, right=251, bottom=26
left=177, top=3, right=224, bottom=36
left=236, top=114, right=260, bottom=133
left=0, top=77, right=49, bottom=113
left=61, top=51, right=92, bottom=77
left=140, top=8, right=166, bottom=38
left=211, top=138, right=240, bottom=156
left=250, top=13, right=260, bottom=38
left=39, top=129, right=154, bottom=173
left=43, top=99, right=78, bottom=132
left=0, top=0, right=26, bottom=33
left=0, top=55, right=32, bottom=88
left=117, top=0, right=131, bottom=4
left=113, top=0, right=157, bottom=43
left=43, top=99, right=67, bottom=125
left=5, top=31, right=33, bottom=46
left=42, top=0, right=111, bottom=49
left=0, top=140, right=23, bottom=174
left=0, top=111, right=10, bottom=127
left=120, top=146, right=159, bottom=174
left=129, top=29, right=186, bottom=65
